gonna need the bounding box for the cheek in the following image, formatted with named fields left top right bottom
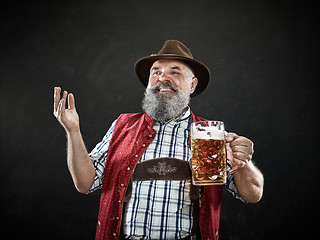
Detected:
left=177, top=80, right=192, bottom=92
left=147, top=76, right=157, bottom=87
left=171, top=78, right=181, bottom=88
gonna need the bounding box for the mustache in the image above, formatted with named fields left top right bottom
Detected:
left=149, top=81, right=179, bottom=93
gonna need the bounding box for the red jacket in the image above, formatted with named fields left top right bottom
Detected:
left=95, top=112, right=223, bottom=240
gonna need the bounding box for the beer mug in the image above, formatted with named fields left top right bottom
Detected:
left=190, top=121, right=237, bottom=185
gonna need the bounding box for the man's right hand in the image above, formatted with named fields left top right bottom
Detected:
left=53, top=87, right=80, bottom=134
left=53, top=87, right=95, bottom=193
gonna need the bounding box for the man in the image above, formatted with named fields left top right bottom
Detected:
left=53, top=40, right=264, bottom=240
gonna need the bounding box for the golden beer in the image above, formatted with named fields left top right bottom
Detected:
left=191, top=139, right=227, bottom=185
left=190, top=121, right=227, bottom=185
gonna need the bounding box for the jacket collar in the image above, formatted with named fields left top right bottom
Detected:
left=144, top=113, right=155, bottom=128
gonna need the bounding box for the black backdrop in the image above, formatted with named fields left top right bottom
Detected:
left=1, top=0, right=318, bottom=239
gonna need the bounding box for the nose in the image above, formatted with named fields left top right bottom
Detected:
left=158, top=72, right=169, bottom=82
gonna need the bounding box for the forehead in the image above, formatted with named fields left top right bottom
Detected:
left=150, top=59, right=191, bottom=71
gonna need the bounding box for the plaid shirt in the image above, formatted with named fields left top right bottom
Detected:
left=89, top=108, right=243, bottom=239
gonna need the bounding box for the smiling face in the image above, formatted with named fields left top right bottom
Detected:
left=147, top=59, right=198, bottom=95
left=141, top=59, right=198, bottom=122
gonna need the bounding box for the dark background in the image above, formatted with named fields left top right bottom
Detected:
left=1, top=0, right=318, bottom=239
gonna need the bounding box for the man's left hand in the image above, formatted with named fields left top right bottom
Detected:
left=226, top=132, right=254, bottom=168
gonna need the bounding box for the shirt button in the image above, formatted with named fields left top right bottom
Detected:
left=118, top=200, right=122, bottom=204
left=116, top=216, right=120, bottom=220
left=135, top=154, right=139, bottom=158
left=120, top=183, right=125, bottom=187
left=113, top=233, right=117, bottom=236
left=142, top=144, right=146, bottom=147
left=149, top=134, right=153, bottom=138
left=127, top=167, right=131, bottom=171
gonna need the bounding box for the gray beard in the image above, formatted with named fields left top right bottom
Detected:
left=142, top=82, right=191, bottom=122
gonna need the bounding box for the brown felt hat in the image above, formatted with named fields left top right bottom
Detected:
left=134, top=40, right=211, bottom=97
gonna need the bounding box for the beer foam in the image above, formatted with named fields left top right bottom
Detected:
left=192, top=127, right=225, bottom=140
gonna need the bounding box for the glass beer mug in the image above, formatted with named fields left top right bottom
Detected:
left=190, top=121, right=237, bottom=185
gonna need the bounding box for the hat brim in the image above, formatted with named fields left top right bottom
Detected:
left=134, top=55, right=211, bottom=97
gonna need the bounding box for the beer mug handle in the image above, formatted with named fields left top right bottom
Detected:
left=225, top=134, right=238, bottom=176
left=227, top=165, right=238, bottom=176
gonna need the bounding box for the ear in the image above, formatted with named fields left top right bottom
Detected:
left=190, top=77, right=198, bottom=94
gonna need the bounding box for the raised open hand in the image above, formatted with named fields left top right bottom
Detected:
left=53, top=87, right=80, bottom=133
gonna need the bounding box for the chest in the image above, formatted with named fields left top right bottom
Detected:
left=140, top=121, right=191, bottom=162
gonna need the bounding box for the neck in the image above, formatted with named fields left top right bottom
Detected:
left=176, top=106, right=188, bottom=119
left=160, top=106, right=189, bottom=123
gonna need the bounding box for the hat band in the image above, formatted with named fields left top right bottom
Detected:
left=150, top=53, right=191, bottom=57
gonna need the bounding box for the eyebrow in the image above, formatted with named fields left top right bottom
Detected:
left=151, top=66, right=182, bottom=71
left=171, top=66, right=182, bottom=71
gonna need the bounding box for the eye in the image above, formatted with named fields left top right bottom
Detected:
left=153, top=71, right=161, bottom=75
left=171, top=71, right=180, bottom=75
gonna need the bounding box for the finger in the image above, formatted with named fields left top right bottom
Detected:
left=231, top=158, right=247, bottom=168
left=62, top=90, right=68, bottom=102
left=57, top=95, right=66, bottom=116
left=60, top=90, right=68, bottom=111
left=227, top=149, right=247, bottom=168
left=229, top=137, right=253, bottom=148
left=57, top=99, right=63, bottom=120
left=231, top=145, right=254, bottom=155
left=53, top=87, right=61, bottom=113
left=226, top=132, right=238, bottom=143
left=68, top=93, right=76, bottom=110
left=233, top=151, right=250, bottom=162
left=61, top=98, right=66, bottom=116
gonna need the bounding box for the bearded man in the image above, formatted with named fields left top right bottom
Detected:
left=53, top=40, right=264, bottom=240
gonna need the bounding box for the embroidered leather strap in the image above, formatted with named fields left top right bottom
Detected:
left=133, top=157, right=191, bottom=181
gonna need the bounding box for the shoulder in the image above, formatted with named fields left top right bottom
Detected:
left=114, top=112, right=151, bottom=129
left=116, top=113, right=145, bottom=125
left=118, top=112, right=144, bottom=120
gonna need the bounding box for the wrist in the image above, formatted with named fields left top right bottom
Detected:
left=234, top=160, right=253, bottom=173
left=66, top=128, right=81, bottom=138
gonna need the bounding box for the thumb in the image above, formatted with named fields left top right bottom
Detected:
left=226, top=132, right=238, bottom=143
